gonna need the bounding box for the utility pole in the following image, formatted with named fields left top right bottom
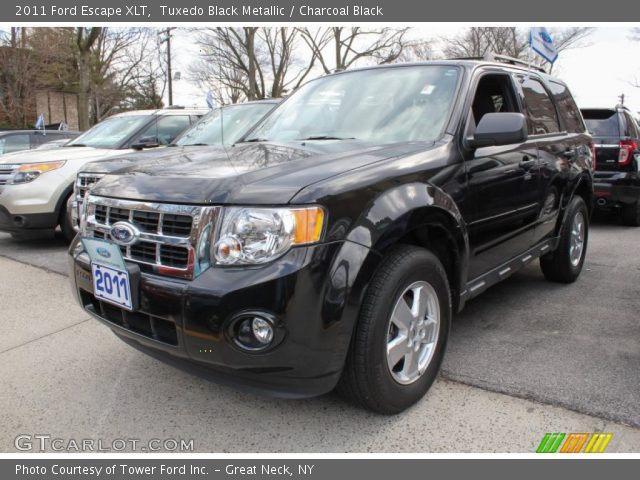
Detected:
left=159, top=28, right=176, bottom=106
left=618, top=93, right=625, bottom=106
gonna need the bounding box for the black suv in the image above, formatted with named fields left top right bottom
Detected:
left=581, top=106, right=640, bottom=225
left=69, top=57, right=593, bottom=413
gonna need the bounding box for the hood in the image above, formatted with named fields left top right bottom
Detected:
left=0, top=146, right=123, bottom=165
left=91, top=141, right=430, bottom=205
left=81, top=146, right=177, bottom=174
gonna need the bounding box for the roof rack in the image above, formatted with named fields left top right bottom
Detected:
left=453, top=52, right=547, bottom=73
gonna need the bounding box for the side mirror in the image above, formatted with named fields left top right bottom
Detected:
left=468, top=112, right=528, bottom=148
left=131, top=136, right=160, bottom=150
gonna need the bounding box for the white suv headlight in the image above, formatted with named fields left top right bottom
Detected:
left=212, top=206, right=325, bottom=265
left=12, top=161, right=66, bottom=184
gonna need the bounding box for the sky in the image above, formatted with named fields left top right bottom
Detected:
left=169, top=26, right=640, bottom=116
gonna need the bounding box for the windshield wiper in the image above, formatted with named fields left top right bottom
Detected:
left=67, top=143, right=87, bottom=147
left=240, top=138, right=268, bottom=143
left=298, top=136, right=356, bottom=141
left=182, top=143, right=211, bottom=146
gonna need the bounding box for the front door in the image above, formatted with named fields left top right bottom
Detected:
left=463, top=72, right=540, bottom=280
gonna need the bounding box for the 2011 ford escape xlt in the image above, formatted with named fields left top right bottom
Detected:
left=69, top=56, right=593, bottom=414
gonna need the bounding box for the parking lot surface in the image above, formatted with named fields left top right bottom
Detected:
left=0, top=217, right=639, bottom=452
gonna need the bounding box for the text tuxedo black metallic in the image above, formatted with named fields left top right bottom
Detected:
left=69, top=60, right=593, bottom=413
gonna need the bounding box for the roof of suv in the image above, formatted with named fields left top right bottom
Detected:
left=0, top=129, right=80, bottom=135
left=324, top=57, right=564, bottom=85
left=112, top=108, right=208, bottom=117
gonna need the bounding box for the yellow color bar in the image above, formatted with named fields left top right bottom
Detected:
left=597, top=434, right=613, bottom=453
left=584, top=433, right=613, bottom=453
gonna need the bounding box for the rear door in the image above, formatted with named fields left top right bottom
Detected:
left=529, top=79, right=590, bottom=242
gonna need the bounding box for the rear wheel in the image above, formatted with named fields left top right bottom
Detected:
left=621, top=201, right=640, bottom=227
left=540, top=196, right=588, bottom=283
left=338, top=245, right=451, bottom=414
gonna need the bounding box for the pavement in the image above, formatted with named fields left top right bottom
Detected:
left=0, top=216, right=639, bottom=452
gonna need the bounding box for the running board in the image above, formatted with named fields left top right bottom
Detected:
left=459, top=237, right=559, bottom=304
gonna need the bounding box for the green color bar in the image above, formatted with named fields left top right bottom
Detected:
left=536, top=433, right=552, bottom=453
left=548, top=433, right=566, bottom=453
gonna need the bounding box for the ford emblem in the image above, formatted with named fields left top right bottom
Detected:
left=539, top=31, right=553, bottom=44
left=96, top=247, right=111, bottom=259
left=109, top=221, right=139, bottom=246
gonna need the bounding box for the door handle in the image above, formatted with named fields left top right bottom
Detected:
left=519, top=156, right=536, bottom=169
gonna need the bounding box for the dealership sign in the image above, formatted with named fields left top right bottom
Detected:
left=529, top=27, right=558, bottom=64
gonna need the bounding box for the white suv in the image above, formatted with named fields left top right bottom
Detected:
left=0, top=108, right=204, bottom=240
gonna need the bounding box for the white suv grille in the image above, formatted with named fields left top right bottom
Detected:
left=0, top=164, right=19, bottom=185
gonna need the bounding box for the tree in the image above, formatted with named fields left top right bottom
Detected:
left=89, top=28, right=162, bottom=121
left=75, top=27, right=102, bottom=130
left=441, top=27, right=593, bottom=71
left=298, top=27, right=411, bottom=74
left=191, top=27, right=316, bottom=104
left=0, top=28, right=76, bottom=128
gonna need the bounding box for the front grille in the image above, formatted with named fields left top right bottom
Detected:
left=0, top=164, right=18, bottom=185
left=84, top=195, right=218, bottom=278
left=75, top=173, right=104, bottom=201
left=80, top=290, right=178, bottom=345
left=94, top=204, right=193, bottom=237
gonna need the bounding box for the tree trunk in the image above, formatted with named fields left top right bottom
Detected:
left=246, top=28, right=257, bottom=100
left=77, top=49, right=91, bottom=130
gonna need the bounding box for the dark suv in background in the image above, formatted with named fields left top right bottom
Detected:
left=70, top=56, right=593, bottom=413
left=581, top=106, right=640, bottom=225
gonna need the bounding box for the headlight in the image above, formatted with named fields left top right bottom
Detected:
left=12, top=161, right=66, bottom=184
left=212, top=206, right=325, bottom=265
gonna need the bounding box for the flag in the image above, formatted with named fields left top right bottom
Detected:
left=206, top=90, right=215, bottom=109
left=35, top=113, right=45, bottom=130
left=529, top=27, right=558, bottom=64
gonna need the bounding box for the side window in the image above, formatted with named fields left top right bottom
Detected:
left=623, top=112, right=639, bottom=139
left=548, top=81, right=586, bottom=133
left=137, top=116, right=191, bottom=145
left=0, top=134, right=31, bottom=154
left=469, top=74, right=519, bottom=130
left=520, top=77, right=560, bottom=135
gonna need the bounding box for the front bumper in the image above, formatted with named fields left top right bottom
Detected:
left=0, top=204, right=58, bottom=233
left=69, top=238, right=372, bottom=398
left=593, top=172, right=640, bottom=208
left=0, top=173, right=68, bottom=232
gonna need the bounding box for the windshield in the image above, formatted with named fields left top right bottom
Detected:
left=67, top=115, right=151, bottom=149
left=582, top=110, right=620, bottom=137
left=175, top=103, right=275, bottom=146
left=247, top=65, right=460, bottom=144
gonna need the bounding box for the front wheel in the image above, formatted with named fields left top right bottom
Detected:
left=59, top=194, right=76, bottom=242
left=540, top=196, right=589, bottom=283
left=337, top=245, right=451, bottom=414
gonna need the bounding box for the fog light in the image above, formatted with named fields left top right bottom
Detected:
left=252, top=317, right=274, bottom=345
left=229, top=312, right=280, bottom=352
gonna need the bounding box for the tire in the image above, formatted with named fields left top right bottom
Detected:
left=540, top=196, right=589, bottom=283
left=621, top=201, right=640, bottom=227
left=59, top=194, right=76, bottom=242
left=337, top=245, right=451, bottom=414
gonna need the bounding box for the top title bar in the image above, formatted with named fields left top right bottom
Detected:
left=4, top=0, right=639, bottom=22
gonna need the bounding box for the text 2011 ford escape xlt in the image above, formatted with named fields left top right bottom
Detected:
left=69, top=57, right=593, bottom=413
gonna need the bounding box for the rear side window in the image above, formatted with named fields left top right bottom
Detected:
left=548, top=81, right=586, bottom=133
left=582, top=109, right=620, bottom=137
left=623, top=112, right=639, bottom=138
left=519, top=77, right=560, bottom=135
